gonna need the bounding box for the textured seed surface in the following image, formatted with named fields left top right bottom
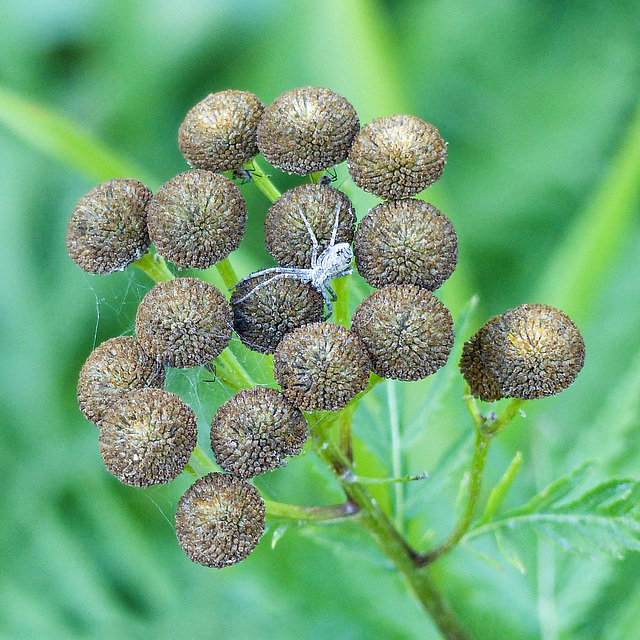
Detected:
left=77, top=336, right=165, bottom=426
left=264, top=184, right=355, bottom=268
left=211, top=387, right=308, bottom=478
left=66, top=178, right=152, bottom=274
left=348, top=115, right=447, bottom=199
left=354, top=199, right=457, bottom=290
left=273, top=322, right=370, bottom=412
left=257, top=86, right=359, bottom=175
left=178, top=90, right=264, bottom=172
left=480, top=304, right=585, bottom=399
left=459, top=319, right=504, bottom=402
left=147, top=170, right=246, bottom=269
left=175, top=473, right=265, bottom=568
left=99, top=388, right=197, bottom=487
left=351, top=285, right=454, bottom=381
left=135, top=277, right=232, bottom=368
left=232, top=274, right=324, bottom=354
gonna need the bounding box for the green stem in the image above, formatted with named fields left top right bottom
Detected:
left=246, top=157, right=281, bottom=203
left=215, top=348, right=255, bottom=390
left=332, top=274, right=350, bottom=327
left=417, top=397, right=526, bottom=566
left=133, top=251, right=174, bottom=283
left=388, top=380, right=405, bottom=532
left=215, top=257, right=239, bottom=291
left=482, top=399, right=525, bottom=437
left=418, top=429, right=491, bottom=566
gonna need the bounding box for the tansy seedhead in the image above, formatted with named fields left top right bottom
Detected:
left=66, top=178, right=152, bottom=274
left=354, top=199, right=457, bottom=290
left=99, top=388, right=197, bottom=487
left=77, top=336, right=165, bottom=426
left=178, top=90, right=264, bottom=172
left=478, top=304, right=586, bottom=400
left=257, top=86, right=359, bottom=175
left=231, top=273, right=324, bottom=354
left=459, top=318, right=505, bottom=402
left=264, top=183, right=355, bottom=269
left=175, top=473, right=265, bottom=568
left=210, top=387, right=308, bottom=478
left=135, top=277, right=232, bottom=368
left=273, top=322, right=371, bottom=412
left=147, top=170, right=246, bottom=270
left=351, top=285, right=454, bottom=381
left=348, top=115, right=447, bottom=199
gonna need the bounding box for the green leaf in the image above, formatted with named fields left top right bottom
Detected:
left=494, top=530, right=526, bottom=574
left=0, top=86, right=157, bottom=186
left=480, top=451, right=523, bottom=524
left=464, top=466, right=640, bottom=560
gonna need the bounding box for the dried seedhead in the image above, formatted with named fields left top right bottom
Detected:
left=175, top=473, right=265, bottom=568
left=348, top=115, right=447, bottom=199
left=77, top=336, right=165, bottom=426
left=351, top=285, right=454, bottom=381
left=99, top=388, right=197, bottom=487
left=135, top=277, right=232, bottom=368
left=66, top=178, right=152, bottom=274
left=211, top=387, right=308, bottom=478
left=147, top=170, right=246, bottom=269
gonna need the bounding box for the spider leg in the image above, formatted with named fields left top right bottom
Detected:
left=233, top=266, right=293, bottom=289
left=329, top=201, right=343, bottom=246
left=325, top=284, right=338, bottom=302
left=321, top=296, right=334, bottom=321
left=297, top=205, right=320, bottom=266
left=232, top=273, right=292, bottom=305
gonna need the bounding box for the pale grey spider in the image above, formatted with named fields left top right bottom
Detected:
left=232, top=202, right=353, bottom=318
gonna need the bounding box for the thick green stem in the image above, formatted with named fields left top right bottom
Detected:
left=246, top=157, right=281, bottom=203
left=133, top=251, right=174, bottom=283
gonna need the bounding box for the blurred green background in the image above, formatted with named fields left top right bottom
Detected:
left=1, top=1, right=640, bottom=638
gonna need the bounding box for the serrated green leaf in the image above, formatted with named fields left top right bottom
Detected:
left=464, top=467, right=640, bottom=559
left=513, top=461, right=594, bottom=515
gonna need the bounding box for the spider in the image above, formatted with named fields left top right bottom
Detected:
left=231, top=201, right=353, bottom=318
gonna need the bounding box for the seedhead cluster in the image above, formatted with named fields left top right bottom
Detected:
left=68, top=86, right=585, bottom=571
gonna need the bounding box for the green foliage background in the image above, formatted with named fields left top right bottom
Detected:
left=1, top=1, right=640, bottom=638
